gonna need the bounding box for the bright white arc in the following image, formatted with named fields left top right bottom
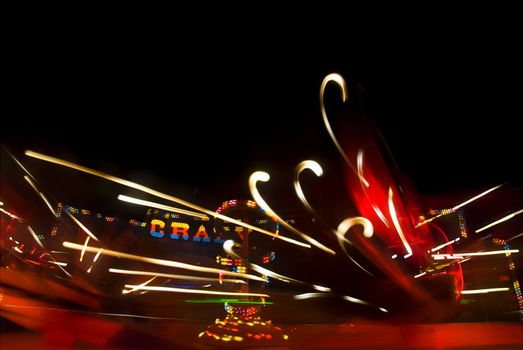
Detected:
left=249, top=171, right=336, bottom=255
left=294, top=160, right=323, bottom=216
left=388, top=187, right=413, bottom=258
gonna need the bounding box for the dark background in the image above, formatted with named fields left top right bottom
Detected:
left=2, top=19, right=522, bottom=220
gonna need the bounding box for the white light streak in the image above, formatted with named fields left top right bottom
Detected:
left=65, top=210, right=100, bottom=242
left=24, top=176, right=58, bottom=217
left=293, top=160, right=323, bottom=217
left=335, top=217, right=375, bottom=276
left=27, top=226, right=44, bottom=249
left=24, top=150, right=307, bottom=249
left=475, top=209, right=523, bottom=233
left=432, top=249, right=519, bottom=260
left=461, top=288, right=510, bottom=294
left=388, top=188, right=413, bottom=258
left=123, top=285, right=269, bottom=298
left=430, top=238, right=460, bottom=252
left=79, top=236, right=91, bottom=262
left=414, top=271, right=426, bottom=278
left=312, top=285, right=331, bottom=292
left=109, top=268, right=247, bottom=284
left=452, top=184, right=504, bottom=211
left=118, top=195, right=208, bottom=219
left=506, top=232, right=523, bottom=242
left=63, top=241, right=265, bottom=282
left=249, top=171, right=334, bottom=254
left=294, top=293, right=328, bottom=300
left=0, top=208, right=23, bottom=221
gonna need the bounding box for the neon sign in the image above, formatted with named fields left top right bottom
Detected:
left=149, top=220, right=217, bottom=243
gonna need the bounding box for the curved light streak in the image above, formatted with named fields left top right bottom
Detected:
left=249, top=171, right=335, bottom=255
left=118, top=194, right=208, bottom=220
left=223, top=240, right=311, bottom=285
left=24, top=150, right=308, bottom=249
left=320, top=74, right=365, bottom=185
left=335, top=217, right=375, bottom=276
left=357, top=150, right=390, bottom=228
left=342, top=295, right=388, bottom=313
left=388, top=187, right=413, bottom=258
left=293, top=160, right=323, bottom=217
left=109, top=268, right=247, bottom=284
left=123, top=285, right=269, bottom=298
left=63, top=241, right=265, bottom=282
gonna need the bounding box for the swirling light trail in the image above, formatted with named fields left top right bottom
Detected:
left=249, top=171, right=335, bottom=255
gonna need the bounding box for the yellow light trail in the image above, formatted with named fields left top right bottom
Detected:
left=388, top=188, right=413, bottom=258
left=24, top=176, right=58, bottom=217
left=222, top=240, right=311, bottom=285
left=63, top=241, right=265, bottom=282
left=432, top=249, right=519, bottom=260
left=25, top=150, right=308, bottom=249
left=79, top=236, right=91, bottom=262
left=118, top=195, right=208, bottom=220
left=86, top=247, right=104, bottom=273
left=452, top=184, right=504, bottom=211
left=429, top=238, right=460, bottom=253
left=109, top=268, right=247, bottom=284
left=0, top=207, right=23, bottom=221
left=475, top=209, right=523, bottom=233
left=123, top=285, right=270, bottom=298
left=64, top=210, right=100, bottom=242
left=27, top=226, right=44, bottom=249
left=335, top=217, right=375, bottom=276
left=249, top=171, right=335, bottom=255
left=122, top=276, right=157, bottom=294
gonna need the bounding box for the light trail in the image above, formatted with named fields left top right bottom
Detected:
left=429, top=238, right=460, bottom=253
left=109, top=268, right=247, bottom=284
left=123, top=285, right=270, bottom=298
left=475, top=209, right=523, bottom=233
left=249, top=171, right=335, bottom=255
left=461, top=288, right=510, bottom=294
left=357, top=150, right=390, bottom=228
left=24, top=176, right=58, bottom=217
left=320, top=74, right=369, bottom=186
left=388, top=187, right=413, bottom=258
left=452, top=184, right=504, bottom=211
left=335, top=217, right=375, bottom=276
left=432, top=249, right=519, bottom=260
left=26, top=226, right=44, bottom=249
left=25, top=150, right=308, bottom=249
left=63, top=241, right=265, bottom=282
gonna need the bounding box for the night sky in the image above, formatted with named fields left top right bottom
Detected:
left=3, top=27, right=522, bottom=213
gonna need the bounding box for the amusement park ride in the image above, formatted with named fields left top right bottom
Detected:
left=1, top=73, right=521, bottom=349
